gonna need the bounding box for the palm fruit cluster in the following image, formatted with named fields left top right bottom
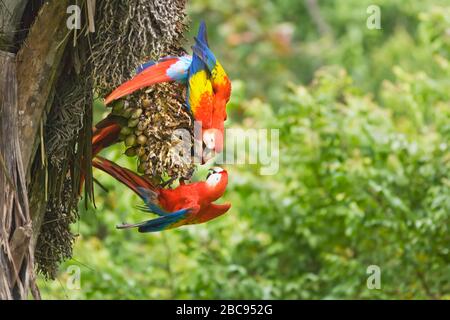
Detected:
left=109, top=82, right=194, bottom=182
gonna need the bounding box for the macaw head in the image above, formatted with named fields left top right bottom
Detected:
left=205, top=167, right=228, bottom=201
left=202, top=126, right=224, bottom=164
left=203, top=127, right=224, bottom=153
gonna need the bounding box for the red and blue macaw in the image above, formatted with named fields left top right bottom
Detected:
left=191, top=31, right=231, bottom=153
left=92, top=156, right=231, bottom=232
left=104, top=21, right=231, bottom=156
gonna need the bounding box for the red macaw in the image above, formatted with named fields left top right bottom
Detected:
left=103, top=21, right=231, bottom=156
left=92, top=156, right=231, bottom=232
left=191, top=32, right=232, bottom=153
left=185, top=23, right=216, bottom=155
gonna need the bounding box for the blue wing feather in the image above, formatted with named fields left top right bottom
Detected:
left=188, top=52, right=208, bottom=75
left=192, top=37, right=217, bottom=72
left=136, top=55, right=190, bottom=76
left=197, top=21, right=209, bottom=46
left=188, top=21, right=211, bottom=76
left=137, top=209, right=192, bottom=233
left=136, top=187, right=167, bottom=216
left=166, top=56, right=191, bottom=83
left=186, top=23, right=211, bottom=110
left=136, top=60, right=156, bottom=74
left=135, top=204, right=165, bottom=216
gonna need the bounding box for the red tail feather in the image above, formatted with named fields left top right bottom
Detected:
left=92, top=156, right=155, bottom=196
left=104, top=58, right=178, bottom=105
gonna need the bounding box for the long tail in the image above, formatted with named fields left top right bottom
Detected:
left=92, top=156, right=155, bottom=197
left=197, top=20, right=209, bottom=46
left=186, top=21, right=211, bottom=111
left=93, top=156, right=170, bottom=217
left=104, top=57, right=187, bottom=105
left=192, top=37, right=217, bottom=73
left=188, top=22, right=210, bottom=78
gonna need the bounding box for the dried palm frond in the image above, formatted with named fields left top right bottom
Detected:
left=35, top=53, right=92, bottom=279
left=0, top=51, right=39, bottom=299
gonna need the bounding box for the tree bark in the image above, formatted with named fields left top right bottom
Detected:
left=0, top=0, right=28, bottom=49
left=0, top=0, right=71, bottom=299
left=17, top=0, right=71, bottom=173
left=0, top=50, right=37, bottom=300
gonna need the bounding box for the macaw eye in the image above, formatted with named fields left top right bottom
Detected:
left=206, top=136, right=215, bottom=148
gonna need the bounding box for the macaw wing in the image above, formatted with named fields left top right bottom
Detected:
left=137, top=55, right=191, bottom=81
left=104, top=57, right=190, bottom=105
left=118, top=205, right=200, bottom=233
left=187, top=54, right=214, bottom=125
left=191, top=37, right=217, bottom=74
left=196, top=21, right=209, bottom=46
left=136, top=56, right=177, bottom=74
left=184, top=20, right=210, bottom=113
left=197, top=203, right=231, bottom=224
left=135, top=187, right=168, bottom=216
left=92, top=156, right=154, bottom=196
left=192, top=38, right=231, bottom=100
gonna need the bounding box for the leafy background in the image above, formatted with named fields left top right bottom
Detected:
left=38, top=0, right=450, bottom=299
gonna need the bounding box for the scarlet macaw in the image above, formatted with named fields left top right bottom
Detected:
left=92, top=156, right=231, bottom=232
left=103, top=21, right=231, bottom=155
left=191, top=33, right=231, bottom=153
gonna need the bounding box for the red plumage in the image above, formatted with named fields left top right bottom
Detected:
left=92, top=155, right=231, bottom=232
left=104, top=58, right=179, bottom=105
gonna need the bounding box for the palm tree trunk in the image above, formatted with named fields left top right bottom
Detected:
left=0, top=0, right=71, bottom=299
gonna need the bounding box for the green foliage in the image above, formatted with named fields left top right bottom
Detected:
left=39, top=1, right=450, bottom=299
